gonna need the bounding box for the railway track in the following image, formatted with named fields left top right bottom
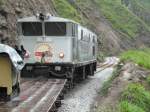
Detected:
left=96, top=57, right=119, bottom=73
left=0, top=57, right=119, bottom=112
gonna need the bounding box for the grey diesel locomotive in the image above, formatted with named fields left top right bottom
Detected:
left=17, top=13, right=97, bottom=85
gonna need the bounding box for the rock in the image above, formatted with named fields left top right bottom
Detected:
left=0, top=8, right=8, bottom=18
left=0, top=31, right=3, bottom=37
left=122, top=62, right=135, bottom=72
left=0, top=15, right=7, bottom=29
left=141, top=74, right=146, bottom=79
left=15, top=7, right=22, bottom=14
left=122, top=71, right=132, bottom=81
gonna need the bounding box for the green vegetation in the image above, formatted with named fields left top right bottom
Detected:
left=120, top=50, right=150, bottom=69
left=97, top=106, right=118, bottom=112
left=146, top=75, right=150, bottom=85
left=97, top=53, right=104, bottom=62
left=137, top=0, right=150, bottom=11
left=100, top=67, right=121, bottom=96
left=52, top=0, right=150, bottom=41
left=94, top=0, right=150, bottom=38
left=119, top=101, right=145, bottom=112
left=120, top=83, right=150, bottom=112
left=0, top=0, right=4, bottom=6
left=127, top=0, right=150, bottom=27
left=52, top=0, right=82, bottom=23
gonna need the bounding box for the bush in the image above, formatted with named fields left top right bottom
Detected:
left=100, top=67, right=121, bottom=95
left=94, top=0, right=150, bottom=38
left=119, top=101, right=145, bottom=112
left=146, top=75, right=150, bottom=85
left=52, top=0, right=82, bottom=23
left=121, top=83, right=150, bottom=112
left=0, top=0, right=4, bottom=6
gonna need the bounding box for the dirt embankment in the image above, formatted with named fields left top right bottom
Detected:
left=94, top=62, right=150, bottom=112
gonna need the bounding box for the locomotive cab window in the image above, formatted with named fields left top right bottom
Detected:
left=22, top=22, right=42, bottom=36
left=45, top=22, right=66, bottom=36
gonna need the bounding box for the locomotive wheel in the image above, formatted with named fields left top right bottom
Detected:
left=79, top=66, right=86, bottom=81
left=82, top=67, right=86, bottom=80
left=67, top=79, right=74, bottom=89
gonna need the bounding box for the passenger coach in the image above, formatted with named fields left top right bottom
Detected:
left=17, top=13, right=97, bottom=85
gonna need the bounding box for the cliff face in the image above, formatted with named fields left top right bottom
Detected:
left=0, top=0, right=149, bottom=55
left=0, top=0, right=56, bottom=45
left=122, top=0, right=150, bottom=27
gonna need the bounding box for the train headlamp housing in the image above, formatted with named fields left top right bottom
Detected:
left=59, top=52, right=64, bottom=59
left=24, top=51, right=30, bottom=58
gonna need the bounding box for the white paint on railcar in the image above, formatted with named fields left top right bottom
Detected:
left=17, top=15, right=97, bottom=65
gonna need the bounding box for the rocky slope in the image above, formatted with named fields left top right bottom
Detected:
left=0, top=0, right=56, bottom=45
left=0, top=0, right=149, bottom=55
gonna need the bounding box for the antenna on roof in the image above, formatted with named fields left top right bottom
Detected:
left=36, top=12, right=52, bottom=21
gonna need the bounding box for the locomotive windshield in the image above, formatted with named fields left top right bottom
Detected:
left=21, top=22, right=66, bottom=36
left=22, top=22, right=42, bottom=36
left=45, top=22, right=66, bottom=36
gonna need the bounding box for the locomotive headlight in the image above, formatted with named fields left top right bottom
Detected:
left=59, top=52, right=64, bottom=58
left=24, top=51, right=30, bottom=58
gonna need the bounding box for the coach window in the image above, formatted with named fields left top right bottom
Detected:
left=93, top=46, right=95, bottom=56
left=93, top=36, right=95, bottom=43
left=89, top=34, right=91, bottom=42
left=72, top=24, right=76, bottom=37
left=81, top=30, right=83, bottom=40
left=22, top=22, right=42, bottom=36
left=45, top=22, right=66, bottom=36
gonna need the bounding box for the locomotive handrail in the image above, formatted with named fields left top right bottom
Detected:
left=0, top=44, right=24, bottom=70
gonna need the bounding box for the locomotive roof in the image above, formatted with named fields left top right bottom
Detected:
left=18, top=15, right=97, bottom=36
left=18, top=15, right=78, bottom=24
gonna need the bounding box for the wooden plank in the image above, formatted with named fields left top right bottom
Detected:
left=0, top=78, right=66, bottom=112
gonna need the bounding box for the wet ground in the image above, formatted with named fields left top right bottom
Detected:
left=58, top=67, right=114, bottom=112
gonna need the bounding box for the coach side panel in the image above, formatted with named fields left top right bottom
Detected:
left=75, top=26, right=96, bottom=64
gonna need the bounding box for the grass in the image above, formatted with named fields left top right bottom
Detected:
left=52, top=0, right=82, bottom=23
left=100, top=66, right=121, bottom=96
left=94, top=0, right=150, bottom=38
left=119, top=101, right=145, bottom=112
left=146, top=75, right=150, bottom=85
left=127, top=0, right=150, bottom=27
left=120, top=49, right=150, bottom=69
left=137, top=0, right=150, bottom=11
left=0, top=0, right=4, bottom=6
left=97, top=53, right=104, bottom=62
left=97, top=105, right=118, bottom=112
left=120, top=83, right=150, bottom=112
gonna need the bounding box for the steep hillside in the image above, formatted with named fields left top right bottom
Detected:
left=94, top=0, right=150, bottom=38
left=0, top=0, right=56, bottom=45
left=52, top=0, right=150, bottom=54
left=92, top=0, right=150, bottom=53
left=122, top=0, right=150, bottom=27
left=0, top=0, right=149, bottom=55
